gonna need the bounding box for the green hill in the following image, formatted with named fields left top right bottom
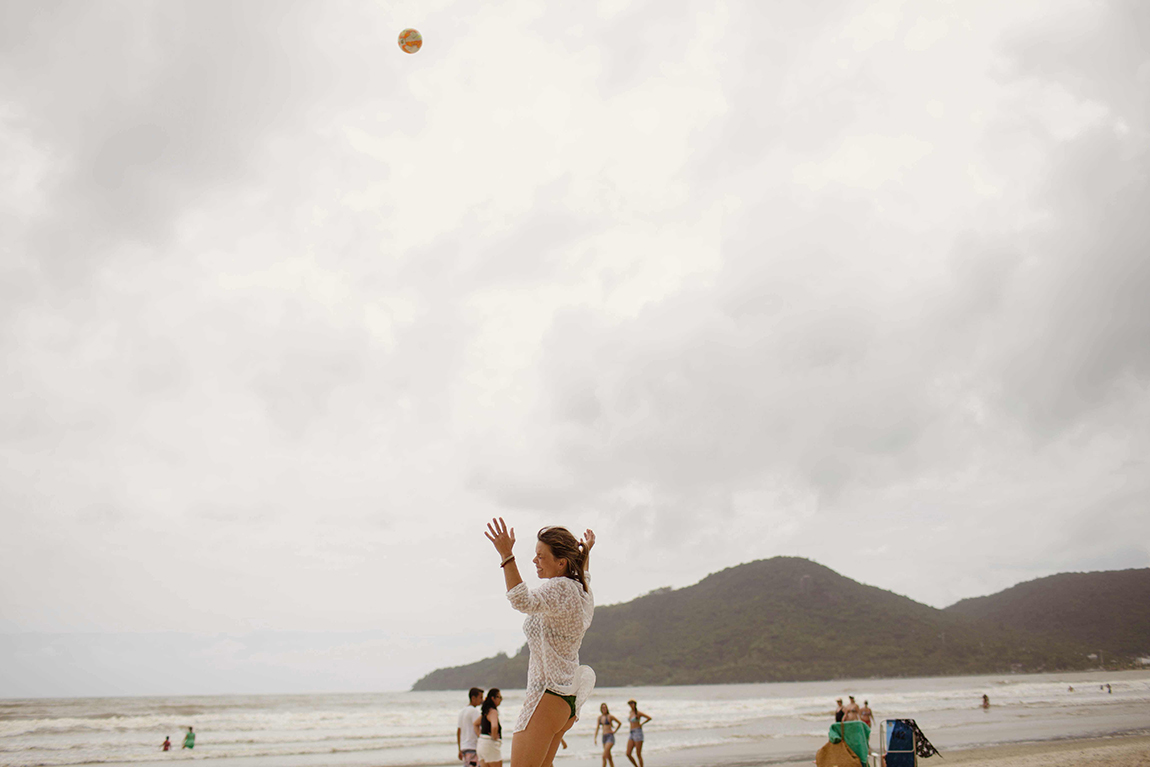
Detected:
left=411, top=557, right=1097, bottom=690
left=944, top=568, right=1150, bottom=661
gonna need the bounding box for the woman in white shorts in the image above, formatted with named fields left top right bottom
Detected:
left=475, top=688, right=503, bottom=767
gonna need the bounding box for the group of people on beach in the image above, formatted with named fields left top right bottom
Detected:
left=593, top=700, right=651, bottom=767
left=834, top=695, right=874, bottom=727
left=457, top=687, right=508, bottom=767
left=458, top=691, right=653, bottom=767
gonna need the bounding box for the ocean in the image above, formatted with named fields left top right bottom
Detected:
left=2, top=670, right=1148, bottom=767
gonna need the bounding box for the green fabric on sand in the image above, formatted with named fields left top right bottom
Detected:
left=829, top=721, right=870, bottom=765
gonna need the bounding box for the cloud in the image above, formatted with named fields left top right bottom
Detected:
left=467, top=0, right=1150, bottom=602
left=1, top=0, right=1148, bottom=695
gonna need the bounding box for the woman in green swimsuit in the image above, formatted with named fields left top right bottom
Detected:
left=486, top=519, right=596, bottom=767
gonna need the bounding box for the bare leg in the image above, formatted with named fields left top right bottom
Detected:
left=510, top=695, right=574, bottom=767
left=625, top=738, right=638, bottom=767
left=635, top=741, right=644, bottom=767
left=604, top=740, right=615, bottom=767
left=540, top=717, right=576, bottom=767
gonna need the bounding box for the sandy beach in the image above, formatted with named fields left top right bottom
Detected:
left=934, top=734, right=1150, bottom=767
left=761, top=734, right=1150, bottom=767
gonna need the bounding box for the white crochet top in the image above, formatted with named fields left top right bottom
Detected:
left=507, top=573, right=596, bottom=733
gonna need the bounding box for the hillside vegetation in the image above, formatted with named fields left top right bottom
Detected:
left=944, top=568, right=1150, bottom=660
left=412, top=557, right=1112, bottom=690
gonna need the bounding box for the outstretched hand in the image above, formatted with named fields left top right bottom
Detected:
left=581, top=529, right=596, bottom=551
left=485, top=517, right=516, bottom=559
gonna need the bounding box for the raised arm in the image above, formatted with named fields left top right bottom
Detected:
left=581, top=529, right=595, bottom=573
left=485, top=518, right=522, bottom=591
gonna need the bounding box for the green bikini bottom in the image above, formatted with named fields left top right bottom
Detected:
left=544, top=689, right=577, bottom=719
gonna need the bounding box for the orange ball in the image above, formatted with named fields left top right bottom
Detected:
left=398, top=28, right=422, bottom=54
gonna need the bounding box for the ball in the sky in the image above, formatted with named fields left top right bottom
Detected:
left=398, top=28, right=422, bottom=54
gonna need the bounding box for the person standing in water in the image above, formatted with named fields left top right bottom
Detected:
left=981, top=694, right=990, bottom=709
left=161, top=736, right=171, bottom=751
left=624, top=699, right=651, bottom=767
left=593, top=703, right=622, bottom=767
left=475, top=688, right=504, bottom=767
left=182, top=727, right=195, bottom=749
left=859, top=701, right=874, bottom=728
left=485, top=519, right=596, bottom=767
left=834, top=698, right=844, bottom=722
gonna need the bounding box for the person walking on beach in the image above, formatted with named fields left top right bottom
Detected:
left=161, top=736, right=171, bottom=751
left=484, top=518, right=596, bottom=767
left=834, top=698, right=844, bottom=722
left=843, top=696, right=860, bottom=721
left=182, top=727, right=195, bottom=749
left=624, top=699, right=651, bottom=767
left=475, top=688, right=504, bottom=767
left=459, top=687, right=484, bottom=766
left=859, top=701, right=874, bottom=728
left=593, top=703, right=622, bottom=767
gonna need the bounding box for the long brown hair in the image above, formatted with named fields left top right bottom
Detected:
left=537, top=526, right=588, bottom=591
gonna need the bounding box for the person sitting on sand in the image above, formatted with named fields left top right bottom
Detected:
left=625, top=699, right=651, bottom=767
left=594, top=703, right=623, bottom=767
left=182, top=727, right=195, bottom=749
left=843, top=696, right=860, bottom=722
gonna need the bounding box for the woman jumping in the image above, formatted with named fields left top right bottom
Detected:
left=484, top=518, right=596, bottom=767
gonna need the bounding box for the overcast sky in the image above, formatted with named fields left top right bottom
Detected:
left=2, top=0, right=1148, bottom=698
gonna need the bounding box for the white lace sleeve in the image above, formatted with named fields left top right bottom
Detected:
left=507, top=577, right=578, bottom=615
